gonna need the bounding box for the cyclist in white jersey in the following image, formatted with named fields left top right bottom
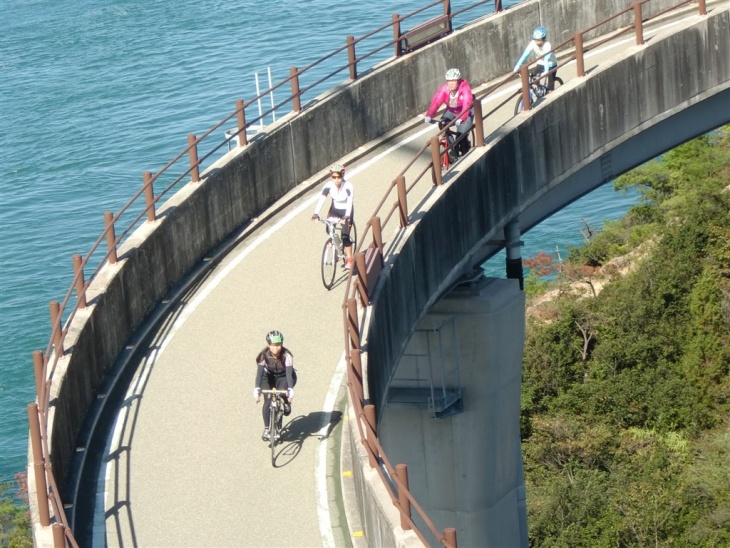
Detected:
left=513, top=26, right=559, bottom=92
left=311, top=163, right=355, bottom=269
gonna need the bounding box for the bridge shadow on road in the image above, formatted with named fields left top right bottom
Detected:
left=273, top=410, right=343, bottom=467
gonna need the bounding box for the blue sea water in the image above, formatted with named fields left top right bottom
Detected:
left=0, top=0, right=635, bottom=484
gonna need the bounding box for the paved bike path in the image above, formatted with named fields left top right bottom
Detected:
left=96, top=12, right=701, bottom=546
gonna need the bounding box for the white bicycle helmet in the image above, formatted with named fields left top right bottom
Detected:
left=445, top=68, right=461, bottom=81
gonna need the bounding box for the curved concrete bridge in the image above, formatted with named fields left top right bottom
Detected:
left=29, top=1, right=729, bottom=546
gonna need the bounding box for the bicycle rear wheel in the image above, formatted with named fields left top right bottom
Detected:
left=321, top=238, right=336, bottom=289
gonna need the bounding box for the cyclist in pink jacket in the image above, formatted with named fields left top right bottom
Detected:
left=424, top=68, right=474, bottom=157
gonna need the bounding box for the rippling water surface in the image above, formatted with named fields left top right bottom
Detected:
left=0, top=0, right=635, bottom=482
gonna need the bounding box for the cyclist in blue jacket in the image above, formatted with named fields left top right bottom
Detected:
left=513, top=26, right=559, bottom=92
left=253, top=330, right=295, bottom=442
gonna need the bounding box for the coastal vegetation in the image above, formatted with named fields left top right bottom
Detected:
left=521, top=127, right=730, bottom=546
left=0, top=474, right=31, bottom=547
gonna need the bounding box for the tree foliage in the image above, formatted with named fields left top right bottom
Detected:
left=522, top=126, right=730, bottom=546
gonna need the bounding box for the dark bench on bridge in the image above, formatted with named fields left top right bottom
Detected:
left=399, top=14, right=452, bottom=54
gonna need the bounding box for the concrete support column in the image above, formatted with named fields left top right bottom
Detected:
left=379, top=278, right=528, bottom=547
left=504, top=219, right=524, bottom=290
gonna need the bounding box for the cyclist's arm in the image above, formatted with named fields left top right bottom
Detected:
left=513, top=42, right=535, bottom=72
left=282, top=352, right=295, bottom=392
left=343, top=183, right=354, bottom=218
left=458, top=82, right=474, bottom=123
left=425, top=85, right=447, bottom=119
left=254, top=362, right=265, bottom=388
left=312, top=185, right=329, bottom=217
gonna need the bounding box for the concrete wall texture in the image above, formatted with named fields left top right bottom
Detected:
left=378, top=279, right=527, bottom=547
left=35, top=0, right=729, bottom=543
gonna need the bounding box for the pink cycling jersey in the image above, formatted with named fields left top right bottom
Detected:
left=426, top=79, right=474, bottom=123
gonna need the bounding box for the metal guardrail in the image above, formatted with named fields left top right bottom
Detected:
left=26, top=1, right=513, bottom=545
left=337, top=1, right=709, bottom=545
left=27, top=0, right=711, bottom=544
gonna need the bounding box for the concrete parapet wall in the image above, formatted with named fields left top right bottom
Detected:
left=37, top=0, right=729, bottom=542
left=366, top=7, right=729, bottom=424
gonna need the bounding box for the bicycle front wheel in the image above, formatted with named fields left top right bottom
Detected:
left=514, top=89, right=536, bottom=115
left=269, top=404, right=278, bottom=465
left=553, top=76, right=564, bottom=90
left=321, top=238, right=336, bottom=289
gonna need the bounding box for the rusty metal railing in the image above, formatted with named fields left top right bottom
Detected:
left=337, top=1, right=710, bottom=545
left=27, top=1, right=514, bottom=545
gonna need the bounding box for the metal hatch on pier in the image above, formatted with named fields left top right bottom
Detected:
left=386, top=314, right=463, bottom=418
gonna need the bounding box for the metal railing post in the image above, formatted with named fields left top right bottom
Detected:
left=72, top=254, right=86, bottom=309
left=392, top=14, right=401, bottom=57
left=290, top=67, right=301, bottom=112
left=370, top=215, right=384, bottom=256
left=473, top=101, right=484, bottom=147
left=430, top=138, right=443, bottom=186
left=49, top=300, right=63, bottom=355
left=699, top=0, right=706, bottom=15
left=187, top=134, right=200, bottom=183
left=364, top=404, right=378, bottom=468
left=354, top=251, right=369, bottom=305
left=349, top=348, right=363, bottom=388
left=32, top=351, right=44, bottom=405
left=575, top=32, right=585, bottom=77
left=52, top=523, right=65, bottom=547
left=495, top=0, right=503, bottom=12
left=347, top=36, right=357, bottom=80
left=27, top=405, right=50, bottom=527
left=236, top=98, right=248, bottom=147
left=519, top=65, right=531, bottom=112
left=104, top=211, right=117, bottom=264
left=633, top=2, right=644, bottom=45
left=396, top=464, right=412, bottom=530
left=396, top=175, right=409, bottom=227
left=444, top=527, right=458, bottom=547
left=143, top=171, right=156, bottom=222
left=346, top=298, right=359, bottom=349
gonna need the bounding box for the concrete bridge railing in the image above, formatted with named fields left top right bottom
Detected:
left=26, top=0, right=726, bottom=545
left=341, top=4, right=729, bottom=545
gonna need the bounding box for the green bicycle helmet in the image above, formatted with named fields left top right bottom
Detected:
left=266, top=330, right=284, bottom=344
left=329, top=163, right=345, bottom=175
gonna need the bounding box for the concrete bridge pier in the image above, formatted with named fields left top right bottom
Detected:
left=379, top=277, right=528, bottom=547
left=505, top=218, right=525, bottom=290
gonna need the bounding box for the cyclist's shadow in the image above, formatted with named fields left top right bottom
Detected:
left=273, top=410, right=343, bottom=467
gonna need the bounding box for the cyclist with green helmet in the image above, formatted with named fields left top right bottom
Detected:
left=423, top=68, right=474, bottom=158
left=253, top=330, right=296, bottom=441
left=514, top=26, right=559, bottom=91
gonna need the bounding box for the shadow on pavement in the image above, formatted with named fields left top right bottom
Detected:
left=272, top=410, right=343, bottom=467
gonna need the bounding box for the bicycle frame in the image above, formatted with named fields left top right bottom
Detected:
left=261, top=388, right=287, bottom=465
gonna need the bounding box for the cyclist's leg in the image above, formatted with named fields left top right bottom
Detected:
left=547, top=67, right=557, bottom=92
left=457, top=114, right=473, bottom=156
left=274, top=374, right=290, bottom=421
left=440, top=111, right=458, bottom=162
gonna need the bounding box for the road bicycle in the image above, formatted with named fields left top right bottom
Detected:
left=514, top=70, right=564, bottom=115
left=430, top=117, right=471, bottom=173
left=260, top=388, right=288, bottom=466
left=319, top=218, right=357, bottom=290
